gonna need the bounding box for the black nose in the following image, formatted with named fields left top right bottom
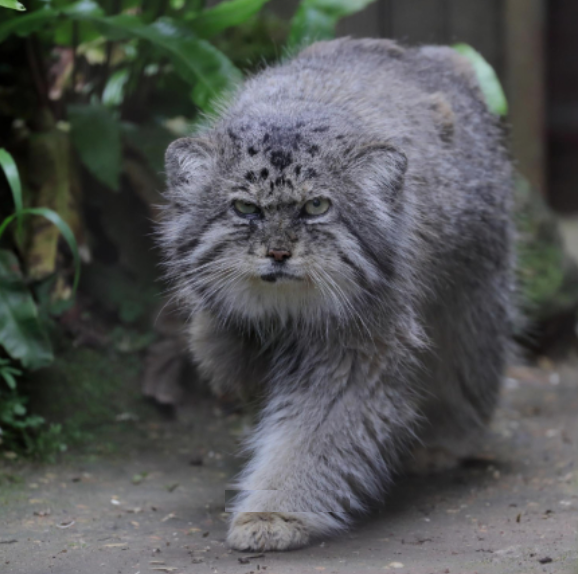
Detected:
left=267, top=248, right=292, bottom=262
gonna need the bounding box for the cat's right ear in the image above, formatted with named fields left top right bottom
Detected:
left=165, top=137, right=216, bottom=191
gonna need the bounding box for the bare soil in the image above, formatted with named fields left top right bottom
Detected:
left=1, top=360, right=577, bottom=574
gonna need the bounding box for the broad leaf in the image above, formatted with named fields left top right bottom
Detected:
left=0, top=6, right=58, bottom=42
left=189, top=0, right=271, bottom=38
left=289, top=0, right=377, bottom=46
left=0, top=208, right=81, bottom=292
left=85, top=15, right=242, bottom=110
left=102, top=68, right=130, bottom=107
left=68, top=103, right=121, bottom=191
left=0, top=0, right=25, bottom=11
left=0, top=250, right=53, bottom=370
left=0, top=7, right=241, bottom=112
left=0, top=0, right=102, bottom=42
left=453, top=43, right=508, bottom=116
left=0, top=148, right=23, bottom=239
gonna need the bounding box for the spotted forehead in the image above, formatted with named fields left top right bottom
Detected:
left=226, top=123, right=325, bottom=204
left=239, top=163, right=319, bottom=206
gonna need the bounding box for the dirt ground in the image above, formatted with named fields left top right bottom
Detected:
left=1, top=358, right=577, bottom=574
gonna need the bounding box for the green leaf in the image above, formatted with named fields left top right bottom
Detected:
left=189, top=0, right=271, bottom=38
left=0, top=0, right=26, bottom=11
left=85, top=15, right=242, bottom=110
left=0, top=208, right=81, bottom=292
left=0, top=6, right=57, bottom=42
left=25, top=208, right=81, bottom=293
left=0, top=149, right=23, bottom=239
left=0, top=250, right=53, bottom=370
left=0, top=7, right=240, bottom=112
left=68, top=103, right=121, bottom=191
left=452, top=43, right=508, bottom=116
left=102, top=68, right=130, bottom=107
left=289, top=0, right=377, bottom=47
left=2, top=371, right=18, bottom=390
left=0, top=1, right=101, bottom=43
left=61, top=0, right=103, bottom=18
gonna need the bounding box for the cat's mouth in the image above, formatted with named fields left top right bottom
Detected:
left=260, top=270, right=303, bottom=283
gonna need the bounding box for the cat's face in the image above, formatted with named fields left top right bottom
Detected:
left=161, top=120, right=407, bottom=326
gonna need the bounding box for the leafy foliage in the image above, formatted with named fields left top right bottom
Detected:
left=0, top=0, right=378, bottom=459
left=0, top=359, right=66, bottom=460
left=0, top=0, right=25, bottom=11
left=289, top=0, right=377, bottom=47
left=68, top=104, right=122, bottom=190
left=0, top=249, right=53, bottom=369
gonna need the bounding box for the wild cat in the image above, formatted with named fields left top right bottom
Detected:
left=159, top=38, right=514, bottom=551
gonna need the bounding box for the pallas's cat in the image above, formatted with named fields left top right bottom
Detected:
left=159, top=38, right=514, bottom=551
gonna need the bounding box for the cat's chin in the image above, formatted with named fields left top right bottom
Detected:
left=260, top=271, right=304, bottom=283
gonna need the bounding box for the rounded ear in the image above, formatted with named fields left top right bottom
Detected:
left=348, top=143, right=408, bottom=200
left=165, top=137, right=216, bottom=190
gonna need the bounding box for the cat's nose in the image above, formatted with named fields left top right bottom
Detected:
left=267, top=248, right=292, bottom=262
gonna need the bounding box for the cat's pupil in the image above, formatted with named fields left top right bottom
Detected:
left=312, top=199, right=320, bottom=207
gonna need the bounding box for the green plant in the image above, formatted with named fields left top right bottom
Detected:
left=0, top=148, right=79, bottom=459
left=0, top=358, right=66, bottom=459
left=0, top=148, right=79, bottom=368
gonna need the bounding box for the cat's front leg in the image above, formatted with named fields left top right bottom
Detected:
left=226, top=371, right=418, bottom=551
left=226, top=431, right=351, bottom=551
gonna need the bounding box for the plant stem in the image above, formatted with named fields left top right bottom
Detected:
left=72, top=21, right=79, bottom=97
left=25, top=37, right=50, bottom=111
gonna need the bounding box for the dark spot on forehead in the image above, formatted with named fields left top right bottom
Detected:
left=263, top=133, right=270, bottom=144
left=245, top=171, right=257, bottom=182
left=305, top=168, right=317, bottom=179
left=292, top=133, right=302, bottom=151
left=260, top=168, right=269, bottom=180
left=307, top=145, right=320, bottom=156
left=270, top=149, right=293, bottom=171
left=312, top=126, right=329, bottom=133
left=228, top=129, right=240, bottom=141
left=294, top=165, right=302, bottom=177
left=248, top=146, right=258, bottom=156
left=336, top=134, right=346, bottom=140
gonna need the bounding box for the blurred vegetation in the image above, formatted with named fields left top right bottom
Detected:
left=0, top=0, right=577, bottom=461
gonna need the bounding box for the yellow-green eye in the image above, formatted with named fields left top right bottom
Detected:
left=234, top=200, right=260, bottom=216
left=304, top=197, right=331, bottom=216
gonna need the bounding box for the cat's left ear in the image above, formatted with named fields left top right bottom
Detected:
left=165, top=137, right=217, bottom=191
left=348, top=143, right=408, bottom=200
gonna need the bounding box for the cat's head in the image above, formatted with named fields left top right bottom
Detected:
left=160, top=116, right=408, bottom=327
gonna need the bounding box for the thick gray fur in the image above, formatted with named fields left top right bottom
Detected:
left=159, top=38, right=515, bottom=551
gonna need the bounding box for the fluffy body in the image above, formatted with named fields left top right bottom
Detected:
left=159, top=38, right=515, bottom=551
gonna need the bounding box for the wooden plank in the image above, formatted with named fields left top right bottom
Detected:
left=389, top=0, right=445, bottom=45
left=504, top=0, right=546, bottom=192
left=337, top=2, right=381, bottom=38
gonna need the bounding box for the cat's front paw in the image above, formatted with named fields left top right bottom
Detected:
left=227, top=512, right=310, bottom=551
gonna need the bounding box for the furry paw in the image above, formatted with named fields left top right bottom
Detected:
left=227, top=512, right=310, bottom=551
